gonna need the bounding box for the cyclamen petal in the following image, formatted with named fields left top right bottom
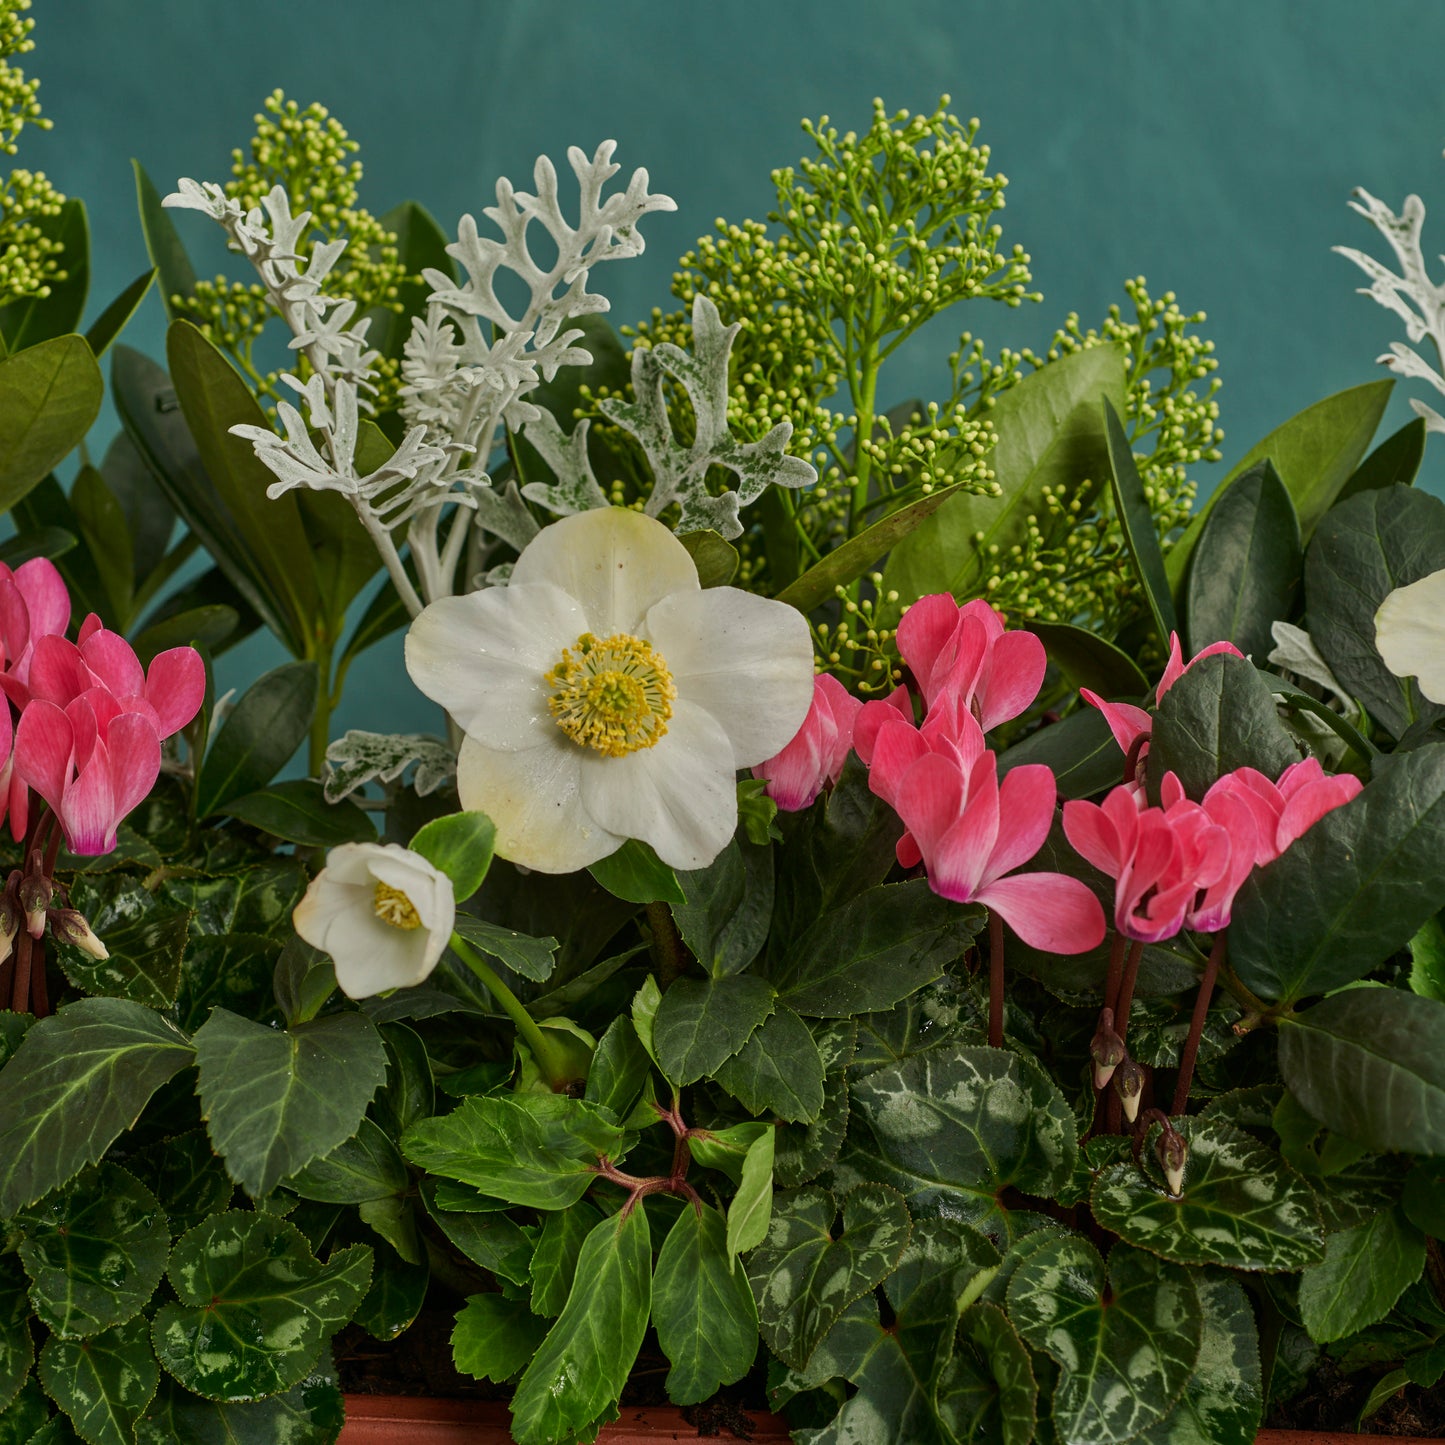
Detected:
left=975, top=872, right=1107, bottom=953
left=144, top=648, right=207, bottom=738
left=753, top=673, right=861, bottom=812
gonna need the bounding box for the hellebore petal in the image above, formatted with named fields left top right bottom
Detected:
left=1376, top=567, right=1445, bottom=704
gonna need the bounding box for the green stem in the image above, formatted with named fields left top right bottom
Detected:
left=450, top=932, right=574, bottom=1090
left=308, top=641, right=333, bottom=776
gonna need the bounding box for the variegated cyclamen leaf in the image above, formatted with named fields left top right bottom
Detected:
left=1090, top=1119, right=1325, bottom=1272
left=745, top=1183, right=912, bottom=1370
left=1129, top=1273, right=1263, bottom=1445
left=18, top=1163, right=168, bottom=1338
left=0, top=1378, right=49, bottom=1442
left=39, top=1316, right=158, bottom=1445
left=936, top=1302, right=1037, bottom=1445
left=0, top=1255, right=32, bottom=1415
left=1007, top=1238, right=1201, bottom=1445
left=135, top=1359, right=345, bottom=1445
left=150, top=1212, right=371, bottom=1401
left=848, top=1044, right=1077, bottom=1233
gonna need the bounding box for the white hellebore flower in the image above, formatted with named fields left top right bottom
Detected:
left=294, top=843, right=455, bottom=999
left=1375, top=567, right=1445, bottom=703
left=405, top=508, right=814, bottom=872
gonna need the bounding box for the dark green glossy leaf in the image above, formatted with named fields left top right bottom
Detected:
left=84, top=270, right=156, bottom=360
left=287, top=1118, right=408, bottom=1204
left=53, top=874, right=190, bottom=1008
left=652, top=974, right=775, bottom=1085
left=1298, top=1206, right=1425, bottom=1342
left=420, top=1183, right=534, bottom=1284
left=1340, top=415, right=1427, bottom=501
left=1091, top=1119, right=1324, bottom=1271
left=165, top=859, right=309, bottom=938
left=0, top=1377, right=48, bottom=1443
left=402, top=1092, right=623, bottom=1210
left=1026, top=619, right=1149, bottom=698
left=745, top=1183, right=911, bottom=1370
left=1104, top=396, right=1177, bottom=642
left=937, top=1301, right=1036, bottom=1445
left=0, top=998, right=194, bottom=1216
left=1278, top=988, right=1445, bottom=1154
left=129, top=1130, right=234, bottom=1237
left=69, top=464, right=132, bottom=621
left=178, top=934, right=282, bottom=1034
left=224, top=779, right=375, bottom=847
left=1008, top=1238, right=1201, bottom=1445
left=354, top=1240, right=428, bottom=1341
left=196, top=661, right=318, bottom=817
left=509, top=1207, right=652, bottom=1445
left=0, top=524, right=75, bottom=566
left=0, top=199, right=90, bottom=351
left=679, top=529, right=739, bottom=588
left=771, top=879, right=983, bottom=1017
left=133, top=161, right=196, bottom=320
left=652, top=1203, right=758, bottom=1405
left=529, top=1201, right=602, bottom=1319
left=1185, top=460, right=1302, bottom=659
left=135, top=1361, right=344, bottom=1445
left=194, top=1008, right=388, bottom=1198
left=409, top=810, right=496, bottom=903
left=452, top=1294, right=548, bottom=1385
left=372, top=1021, right=433, bottom=1137
left=451, top=915, right=557, bottom=983
left=18, top=1163, right=168, bottom=1337
left=587, top=838, right=685, bottom=905
left=1305, top=484, right=1445, bottom=738
left=131, top=604, right=239, bottom=664
left=581, top=1017, right=650, bottom=1122
left=674, top=840, right=773, bottom=978
left=0, top=334, right=103, bottom=512
left=998, top=705, right=1127, bottom=800
left=775, top=1020, right=855, bottom=1187
left=0, top=1256, right=32, bottom=1415
left=1230, top=744, right=1445, bottom=1002
left=38, top=1316, right=157, bottom=1445
left=713, top=1002, right=825, bottom=1122
left=150, top=1212, right=369, bottom=1401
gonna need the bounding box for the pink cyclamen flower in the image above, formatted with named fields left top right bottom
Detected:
left=753, top=673, right=862, bottom=812
left=1205, top=758, right=1362, bottom=867
left=870, top=704, right=1105, bottom=953
left=14, top=621, right=205, bottom=855
left=1082, top=633, right=1243, bottom=765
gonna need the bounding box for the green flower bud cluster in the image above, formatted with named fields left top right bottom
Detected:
left=813, top=575, right=903, bottom=693
left=0, top=0, right=65, bottom=312
left=181, top=91, right=404, bottom=405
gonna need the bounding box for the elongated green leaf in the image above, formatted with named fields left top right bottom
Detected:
left=1009, top=1238, right=1201, bottom=1445
left=0, top=200, right=90, bottom=351
left=1169, top=378, right=1394, bottom=587
left=133, top=600, right=245, bottom=665
left=452, top=1294, right=548, bottom=1385
left=136, top=1362, right=344, bottom=1445
left=133, top=161, right=196, bottom=320
left=1278, top=988, right=1445, bottom=1154
left=1298, top=1206, right=1425, bottom=1343
left=409, top=810, right=496, bottom=902
left=529, top=1201, right=601, bottom=1319
left=452, top=915, right=558, bottom=983
left=85, top=270, right=156, bottom=361
left=1230, top=743, right=1445, bottom=1002
left=1148, top=654, right=1300, bottom=801
left=1185, top=460, right=1302, bottom=659
left=653, top=973, right=775, bottom=1085
left=223, top=778, right=376, bottom=846
left=1104, top=396, right=1178, bottom=642
left=39, top=1316, right=157, bottom=1445
left=727, top=1127, right=776, bottom=1260
left=150, top=1213, right=370, bottom=1401
left=194, top=1008, right=387, bottom=1198
left=745, top=1183, right=912, bottom=1370
left=18, top=1162, right=168, bottom=1338
left=588, top=838, right=685, bottom=904
left=69, top=464, right=134, bottom=622
left=652, top=1204, right=759, bottom=1405
left=0, top=523, right=74, bottom=567
left=997, top=704, right=1126, bottom=799
left=509, top=1207, right=652, bottom=1445
left=1025, top=619, right=1149, bottom=698
left=581, top=1017, right=650, bottom=1121
left=420, top=1185, right=534, bottom=1283
left=195, top=661, right=318, bottom=817
left=713, top=1002, right=825, bottom=1122
left=771, top=879, right=983, bottom=1017
left=1340, top=415, right=1427, bottom=501
left=402, top=1092, right=623, bottom=1210
left=0, top=334, right=102, bottom=511
left=1410, top=914, right=1445, bottom=1002
left=0, top=999, right=194, bottom=1216
left=287, top=1118, right=408, bottom=1205
left=884, top=343, right=1126, bottom=608
left=1305, top=484, right=1445, bottom=739
left=1092, top=1119, right=1324, bottom=1271
left=674, top=840, right=773, bottom=978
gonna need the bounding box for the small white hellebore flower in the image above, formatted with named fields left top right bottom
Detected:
left=1376, top=568, right=1445, bottom=703
left=294, top=842, right=455, bottom=999
left=405, top=508, right=814, bottom=873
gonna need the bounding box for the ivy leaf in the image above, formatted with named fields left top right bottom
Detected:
left=1007, top=1237, right=1201, bottom=1445
left=135, top=1360, right=344, bottom=1445
left=936, top=1302, right=1037, bottom=1445
left=402, top=1093, right=624, bottom=1210
left=38, top=1317, right=157, bottom=1445
left=652, top=1204, right=759, bottom=1405
left=0, top=1256, right=32, bottom=1415
left=150, top=1213, right=370, bottom=1401
left=18, top=1163, right=168, bottom=1338
left=673, top=840, right=773, bottom=978
left=848, top=1044, right=1077, bottom=1234
left=0, top=998, right=194, bottom=1217
left=652, top=974, right=776, bottom=1085
left=1298, top=1206, right=1426, bottom=1343
left=452, top=1294, right=549, bottom=1384
left=528, top=1202, right=602, bottom=1319
left=727, top=1128, right=775, bottom=1261
left=194, top=1008, right=388, bottom=1199
left=509, top=1207, right=653, bottom=1445
left=1278, top=987, right=1445, bottom=1154
left=713, top=1003, right=825, bottom=1123
left=744, top=1183, right=912, bottom=1370
left=1091, top=1119, right=1325, bottom=1272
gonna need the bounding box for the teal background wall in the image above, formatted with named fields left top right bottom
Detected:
left=24, top=0, right=1445, bottom=739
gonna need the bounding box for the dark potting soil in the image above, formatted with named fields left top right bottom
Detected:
left=1266, top=1356, right=1445, bottom=1437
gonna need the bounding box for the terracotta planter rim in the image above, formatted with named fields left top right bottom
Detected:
left=336, top=1395, right=1445, bottom=1444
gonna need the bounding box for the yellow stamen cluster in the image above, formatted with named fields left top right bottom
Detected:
left=372, top=882, right=421, bottom=930
left=546, top=632, right=676, bottom=757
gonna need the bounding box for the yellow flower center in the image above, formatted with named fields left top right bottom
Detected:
left=545, top=631, right=677, bottom=757
left=373, top=882, right=422, bottom=930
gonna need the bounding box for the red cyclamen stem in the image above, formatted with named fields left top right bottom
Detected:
left=988, top=910, right=1005, bottom=1049
left=1171, top=932, right=1226, bottom=1115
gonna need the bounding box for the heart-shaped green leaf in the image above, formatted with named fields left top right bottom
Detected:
left=18, top=1163, right=168, bottom=1337
left=937, top=1301, right=1037, bottom=1445
left=135, top=1359, right=344, bottom=1444
left=1008, top=1238, right=1201, bottom=1445
left=39, top=1316, right=157, bottom=1445
left=53, top=874, right=190, bottom=1009
left=150, top=1212, right=370, bottom=1401
left=745, top=1183, right=911, bottom=1370
left=1091, top=1119, right=1324, bottom=1271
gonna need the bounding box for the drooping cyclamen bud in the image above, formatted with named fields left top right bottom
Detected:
left=1155, top=1124, right=1188, bottom=1198
left=51, top=909, right=108, bottom=960
left=1090, top=1007, right=1126, bottom=1090
left=18, top=871, right=51, bottom=940
left=1114, top=1058, right=1145, bottom=1123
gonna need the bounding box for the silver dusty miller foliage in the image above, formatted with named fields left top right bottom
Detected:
left=1337, top=169, right=1445, bottom=433
left=165, top=143, right=677, bottom=613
